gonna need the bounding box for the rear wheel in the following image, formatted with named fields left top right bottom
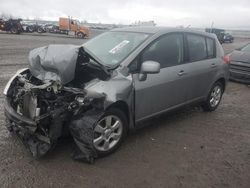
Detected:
left=202, top=82, right=223, bottom=112
left=93, top=108, right=128, bottom=156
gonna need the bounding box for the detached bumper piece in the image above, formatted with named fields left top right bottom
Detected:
left=4, top=98, right=55, bottom=158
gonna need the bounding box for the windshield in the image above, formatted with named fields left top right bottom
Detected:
left=83, top=31, right=149, bottom=67
left=240, top=44, right=250, bottom=52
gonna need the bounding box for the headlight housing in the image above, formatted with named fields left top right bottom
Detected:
left=3, top=68, right=28, bottom=96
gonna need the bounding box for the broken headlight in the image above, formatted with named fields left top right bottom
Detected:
left=3, top=68, right=28, bottom=96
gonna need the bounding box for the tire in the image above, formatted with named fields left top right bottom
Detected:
left=77, top=32, right=85, bottom=38
left=27, top=26, right=34, bottom=33
left=37, top=27, right=44, bottom=33
left=93, top=108, right=128, bottom=156
left=202, top=82, right=224, bottom=112
left=10, top=27, right=18, bottom=34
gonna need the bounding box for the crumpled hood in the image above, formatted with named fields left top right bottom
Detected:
left=29, top=44, right=80, bottom=84
left=230, top=50, right=250, bottom=63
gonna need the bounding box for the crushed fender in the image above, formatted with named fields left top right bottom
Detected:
left=70, top=110, right=104, bottom=163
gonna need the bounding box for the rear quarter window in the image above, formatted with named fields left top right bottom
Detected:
left=206, top=38, right=216, bottom=58
left=187, top=34, right=207, bottom=62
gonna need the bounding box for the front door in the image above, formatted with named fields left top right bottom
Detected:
left=133, top=33, right=190, bottom=122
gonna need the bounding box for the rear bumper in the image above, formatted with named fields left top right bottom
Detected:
left=229, top=70, right=250, bottom=84
left=223, top=37, right=233, bottom=42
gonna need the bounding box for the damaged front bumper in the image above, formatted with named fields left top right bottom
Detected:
left=3, top=68, right=108, bottom=163
left=4, top=97, right=101, bottom=162
left=4, top=97, right=53, bottom=157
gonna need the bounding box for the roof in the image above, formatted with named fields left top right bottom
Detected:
left=112, top=26, right=215, bottom=38
left=112, top=26, right=166, bottom=34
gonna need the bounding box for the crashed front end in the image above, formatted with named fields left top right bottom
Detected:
left=3, top=45, right=117, bottom=163
left=4, top=68, right=103, bottom=158
left=3, top=44, right=133, bottom=163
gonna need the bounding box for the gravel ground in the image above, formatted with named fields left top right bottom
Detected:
left=0, top=32, right=250, bottom=188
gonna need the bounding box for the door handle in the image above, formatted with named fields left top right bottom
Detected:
left=178, top=70, right=186, bottom=76
left=211, top=63, right=217, bottom=68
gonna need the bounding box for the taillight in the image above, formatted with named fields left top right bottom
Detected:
left=223, top=55, right=230, bottom=64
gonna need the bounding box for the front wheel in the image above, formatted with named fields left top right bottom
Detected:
left=202, top=82, right=223, bottom=112
left=77, top=32, right=85, bottom=38
left=93, top=108, right=128, bottom=156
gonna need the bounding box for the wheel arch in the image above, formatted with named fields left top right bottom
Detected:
left=215, top=77, right=226, bottom=92
left=106, top=100, right=130, bottom=128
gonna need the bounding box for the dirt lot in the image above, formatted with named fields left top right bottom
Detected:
left=0, top=32, right=250, bottom=188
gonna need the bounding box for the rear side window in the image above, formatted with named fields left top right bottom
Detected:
left=187, top=34, right=207, bottom=62
left=206, top=38, right=215, bottom=58
left=141, top=33, right=184, bottom=68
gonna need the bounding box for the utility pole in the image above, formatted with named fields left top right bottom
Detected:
left=210, top=21, right=214, bottom=32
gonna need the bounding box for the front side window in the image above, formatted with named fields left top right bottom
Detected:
left=187, top=34, right=207, bottom=62
left=141, top=33, right=184, bottom=68
left=83, top=31, right=149, bottom=67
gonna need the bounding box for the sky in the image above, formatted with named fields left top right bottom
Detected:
left=1, top=0, right=250, bottom=29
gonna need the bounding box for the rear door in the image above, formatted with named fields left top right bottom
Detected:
left=183, top=34, right=218, bottom=101
left=133, top=33, right=190, bottom=122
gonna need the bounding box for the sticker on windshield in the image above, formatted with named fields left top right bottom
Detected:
left=109, top=40, right=130, bottom=54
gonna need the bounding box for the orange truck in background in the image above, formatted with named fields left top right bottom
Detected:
left=59, top=17, right=90, bottom=38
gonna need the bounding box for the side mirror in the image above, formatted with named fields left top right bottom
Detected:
left=139, top=61, right=160, bottom=81
left=141, top=61, right=160, bottom=74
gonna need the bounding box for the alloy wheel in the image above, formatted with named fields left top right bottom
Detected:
left=93, top=115, right=123, bottom=152
left=209, top=85, right=222, bottom=108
